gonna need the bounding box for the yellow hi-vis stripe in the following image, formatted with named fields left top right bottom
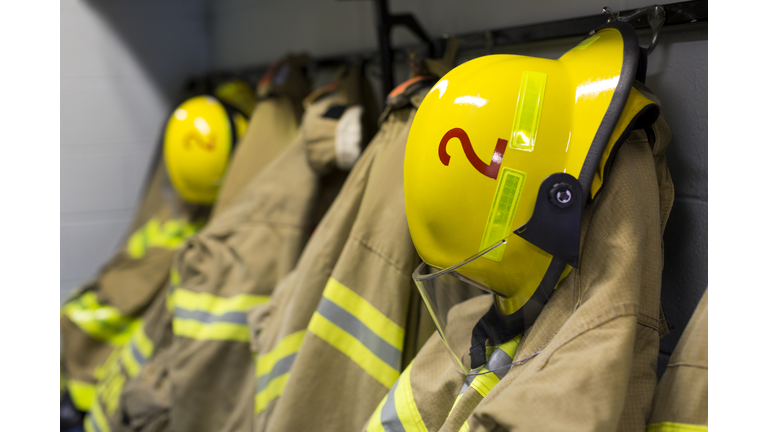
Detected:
left=308, top=278, right=404, bottom=388
left=67, top=379, right=96, bottom=411
left=173, top=288, right=269, bottom=316
left=367, top=362, right=427, bottom=432
left=322, top=278, right=405, bottom=350
left=647, top=422, right=708, bottom=432
left=126, top=217, right=203, bottom=259
left=84, top=395, right=111, bottom=432
left=119, top=322, right=154, bottom=378
left=171, top=288, right=269, bottom=342
left=254, top=330, right=307, bottom=414
left=62, top=291, right=136, bottom=346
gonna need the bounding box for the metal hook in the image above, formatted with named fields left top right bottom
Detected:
left=602, top=5, right=666, bottom=55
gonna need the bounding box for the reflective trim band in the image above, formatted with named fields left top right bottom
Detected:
left=647, top=422, right=708, bottom=432
left=173, top=288, right=269, bottom=316
left=126, top=217, right=203, bottom=259
left=322, top=278, right=405, bottom=350
left=255, top=330, right=306, bottom=414
left=173, top=318, right=250, bottom=342
left=62, top=291, right=136, bottom=345
left=67, top=379, right=96, bottom=411
left=85, top=397, right=111, bottom=432
left=486, top=335, right=522, bottom=380
left=479, top=167, right=526, bottom=261
left=120, top=323, right=154, bottom=378
left=367, top=363, right=427, bottom=432
left=172, top=288, right=268, bottom=341
left=255, top=372, right=290, bottom=416
left=309, top=278, right=404, bottom=388
left=570, top=35, right=600, bottom=51
left=509, top=71, right=547, bottom=152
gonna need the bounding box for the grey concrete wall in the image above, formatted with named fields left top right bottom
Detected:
left=208, top=0, right=707, bottom=370
left=60, top=0, right=210, bottom=304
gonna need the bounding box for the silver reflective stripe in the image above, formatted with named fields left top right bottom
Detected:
left=316, top=297, right=401, bottom=370
left=380, top=377, right=406, bottom=432
left=131, top=342, right=146, bottom=366
left=256, top=352, right=298, bottom=392
left=88, top=416, right=102, bottom=432
left=174, top=307, right=248, bottom=325
left=486, top=347, right=514, bottom=380
left=459, top=372, right=476, bottom=395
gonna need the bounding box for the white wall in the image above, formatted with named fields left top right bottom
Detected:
left=60, top=0, right=210, bottom=304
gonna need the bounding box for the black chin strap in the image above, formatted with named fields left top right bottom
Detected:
left=469, top=258, right=567, bottom=369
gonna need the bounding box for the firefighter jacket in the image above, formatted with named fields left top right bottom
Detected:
left=95, top=65, right=379, bottom=432
left=80, top=57, right=314, bottom=432
left=363, top=82, right=675, bottom=432
left=62, top=156, right=207, bottom=415
left=647, top=289, right=708, bottom=432
left=249, top=78, right=439, bottom=432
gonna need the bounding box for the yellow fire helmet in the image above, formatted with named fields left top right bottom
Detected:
left=214, top=79, right=257, bottom=116
left=164, top=95, right=248, bottom=205
left=404, top=22, right=660, bottom=373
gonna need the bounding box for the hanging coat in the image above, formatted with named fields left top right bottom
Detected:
left=248, top=77, right=439, bottom=432
left=647, top=289, right=708, bottom=432
left=80, top=56, right=314, bottom=432
left=363, top=82, right=675, bottom=432
left=61, top=155, right=207, bottom=415
left=113, top=66, right=377, bottom=432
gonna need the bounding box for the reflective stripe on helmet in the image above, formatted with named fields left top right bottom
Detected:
left=308, top=278, right=404, bottom=388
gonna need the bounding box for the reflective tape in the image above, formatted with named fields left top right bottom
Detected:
left=67, top=379, right=96, bottom=411
left=309, top=278, right=404, bottom=388
left=171, top=288, right=268, bottom=341
left=119, top=322, right=154, bottom=378
left=446, top=335, right=522, bottom=428
left=367, top=363, right=427, bottom=432
left=126, top=217, right=203, bottom=259
left=84, top=395, right=111, bottom=432
left=479, top=167, right=526, bottom=261
left=509, top=71, right=547, bottom=152
left=62, top=291, right=136, bottom=345
left=647, top=422, right=708, bottom=432
left=255, top=330, right=306, bottom=414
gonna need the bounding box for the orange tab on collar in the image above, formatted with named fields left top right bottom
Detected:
left=304, top=81, right=339, bottom=106
left=387, top=75, right=433, bottom=99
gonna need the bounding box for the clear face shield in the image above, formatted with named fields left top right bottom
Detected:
left=412, top=237, right=511, bottom=375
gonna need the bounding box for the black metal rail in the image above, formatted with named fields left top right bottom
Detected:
left=200, top=0, right=707, bottom=102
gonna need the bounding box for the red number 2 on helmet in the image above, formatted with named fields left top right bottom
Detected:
left=438, top=128, right=507, bottom=180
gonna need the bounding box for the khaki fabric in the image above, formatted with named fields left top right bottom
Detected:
left=647, top=290, right=708, bottom=430
left=79, top=60, right=314, bottom=431
left=363, top=84, right=675, bottom=432
left=212, top=55, right=310, bottom=217
left=166, top=67, right=378, bottom=432
left=61, top=159, right=205, bottom=409
left=251, top=82, right=436, bottom=432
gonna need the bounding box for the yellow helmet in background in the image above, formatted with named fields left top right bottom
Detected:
left=164, top=95, right=248, bottom=205
left=214, top=79, right=257, bottom=116
left=405, top=23, right=660, bottom=370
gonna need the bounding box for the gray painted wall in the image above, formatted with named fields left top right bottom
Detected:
left=60, top=0, right=210, bottom=304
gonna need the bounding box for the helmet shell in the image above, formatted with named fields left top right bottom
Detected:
left=164, top=95, right=244, bottom=205
left=404, top=26, right=631, bottom=312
